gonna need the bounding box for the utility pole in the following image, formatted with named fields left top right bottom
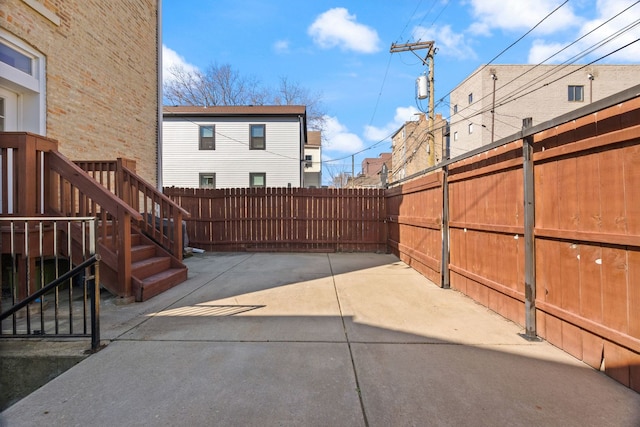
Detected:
left=390, top=41, right=435, bottom=166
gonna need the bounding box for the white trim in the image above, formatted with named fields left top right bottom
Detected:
left=0, top=28, right=46, bottom=135
left=22, top=0, right=61, bottom=26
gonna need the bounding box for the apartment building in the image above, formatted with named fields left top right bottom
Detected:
left=449, top=64, right=639, bottom=155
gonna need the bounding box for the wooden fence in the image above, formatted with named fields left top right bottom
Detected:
left=164, top=187, right=387, bottom=253
left=163, top=86, right=639, bottom=392
left=387, top=88, right=640, bottom=393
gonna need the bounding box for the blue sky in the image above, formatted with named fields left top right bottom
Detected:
left=162, top=0, right=640, bottom=183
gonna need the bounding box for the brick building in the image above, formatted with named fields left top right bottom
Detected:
left=1, top=0, right=160, bottom=183
left=390, top=113, right=447, bottom=183
left=449, top=64, right=640, bottom=156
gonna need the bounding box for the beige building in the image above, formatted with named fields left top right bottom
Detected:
left=390, top=113, right=447, bottom=183
left=449, top=64, right=640, bottom=156
left=1, top=0, right=160, bottom=183
left=304, top=131, right=322, bottom=188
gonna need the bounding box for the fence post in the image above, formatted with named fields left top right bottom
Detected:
left=522, top=117, right=537, bottom=339
left=441, top=167, right=450, bottom=289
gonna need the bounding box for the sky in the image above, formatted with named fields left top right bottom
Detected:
left=162, top=0, right=640, bottom=184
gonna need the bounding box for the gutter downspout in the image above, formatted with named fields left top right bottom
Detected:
left=156, top=0, right=163, bottom=190
left=299, top=114, right=306, bottom=187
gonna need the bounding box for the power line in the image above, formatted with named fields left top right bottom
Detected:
left=436, top=0, right=570, bottom=106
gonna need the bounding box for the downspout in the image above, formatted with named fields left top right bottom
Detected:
left=299, top=114, right=306, bottom=187
left=156, top=0, right=163, bottom=190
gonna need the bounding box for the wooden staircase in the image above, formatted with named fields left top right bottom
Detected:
left=130, top=232, right=187, bottom=301
left=1, top=132, right=191, bottom=302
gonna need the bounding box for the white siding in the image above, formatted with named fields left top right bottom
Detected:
left=163, top=116, right=302, bottom=188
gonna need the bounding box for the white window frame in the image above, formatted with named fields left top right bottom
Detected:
left=199, top=172, right=216, bottom=189
left=0, top=29, right=46, bottom=134
left=250, top=172, right=266, bottom=188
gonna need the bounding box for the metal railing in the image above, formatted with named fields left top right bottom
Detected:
left=0, top=217, right=101, bottom=352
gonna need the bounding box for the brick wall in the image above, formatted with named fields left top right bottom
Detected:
left=1, top=0, right=159, bottom=184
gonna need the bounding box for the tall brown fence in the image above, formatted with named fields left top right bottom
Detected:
left=387, top=88, right=640, bottom=393
left=164, top=187, right=386, bottom=252
left=386, top=171, right=444, bottom=285
left=163, top=87, right=639, bottom=392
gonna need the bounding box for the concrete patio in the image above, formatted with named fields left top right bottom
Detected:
left=2, top=252, right=639, bottom=426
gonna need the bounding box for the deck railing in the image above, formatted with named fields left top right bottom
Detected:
left=78, top=159, right=190, bottom=261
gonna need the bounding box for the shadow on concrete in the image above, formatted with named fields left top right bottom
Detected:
left=3, top=252, right=639, bottom=426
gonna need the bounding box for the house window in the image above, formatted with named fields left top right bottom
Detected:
left=199, top=125, right=215, bottom=150
left=199, top=173, right=216, bottom=189
left=305, top=154, right=313, bottom=168
left=468, top=93, right=473, bottom=104
left=250, top=124, right=265, bottom=150
left=568, top=85, right=584, bottom=102
left=0, top=43, right=32, bottom=74
left=453, top=131, right=458, bottom=141
left=250, top=172, right=266, bottom=188
left=453, top=104, right=458, bottom=114
left=0, top=29, right=46, bottom=134
left=468, top=123, right=473, bottom=134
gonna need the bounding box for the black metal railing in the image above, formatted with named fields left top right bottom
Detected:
left=0, top=217, right=102, bottom=352
left=0, top=255, right=101, bottom=351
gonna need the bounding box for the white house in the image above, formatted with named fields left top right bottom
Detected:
left=162, top=105, right=307, bottom=188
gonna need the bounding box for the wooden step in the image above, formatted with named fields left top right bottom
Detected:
left=131, top=256, right=171, bottom=280
left=131, top=244, right=156, bottom=263
left=132, top=268, right=188, bottom=302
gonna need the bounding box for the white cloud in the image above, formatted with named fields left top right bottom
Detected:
left=162, top=45, right=199, bottom=83
left=364, top=106, right=421, bottom=142
left=527, top=0, right=640, bottom=63
left=323, top=116, right=364, bottom=153
left=412, top=25, right=477, bottom=60
left=308, top=8, right=381, bottom=53
left=273, top=39, right=290, bottom=54
left=465, top=0, right=580, bottom=36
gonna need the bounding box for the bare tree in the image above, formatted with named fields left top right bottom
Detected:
left=164, top=64, right=326, bottom=131
left=273, top=77, right=326, bottom=132
left=325, top=163, right=351, bottom=188
left=164, top=63, right=258, bottom=107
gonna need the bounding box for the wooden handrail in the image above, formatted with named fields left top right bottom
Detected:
left=121, top=165, right=189, bottom=260
left=50, top=152, right=142, bottom=221
left=122, top=165, right=191, bottom=218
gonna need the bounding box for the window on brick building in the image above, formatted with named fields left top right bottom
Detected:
left=468, top=93, right=473, bottom=104
left=453, top=104, right=458, bottom=114
left=0, top=29, right=45, bottom=134
left=568, top=85, right=584, bottom=102
left=453, top=131, right=458, bottom=141
left=468, top=123, right=473, bottom=134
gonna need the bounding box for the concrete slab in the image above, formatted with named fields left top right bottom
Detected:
left=353, top=342, right=640, bottom=427
left=2, top=340, right=365, bottom=427
left=3, top=253, right=639, bottom=427
left=334, top=268, right=527, bottom=345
